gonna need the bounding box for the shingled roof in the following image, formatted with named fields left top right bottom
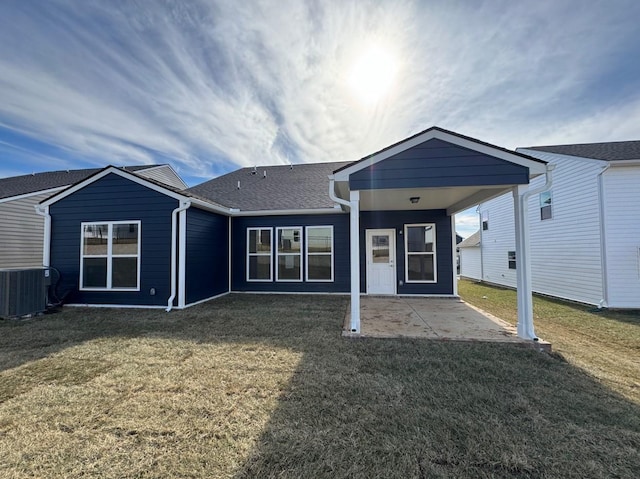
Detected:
left=457, top=230, right=480, bottom=248
left=187, top=161, right=352, bottom=211
left=0, top=165, right=157, bottom=200
left=524, top=140, right=640, bottom=161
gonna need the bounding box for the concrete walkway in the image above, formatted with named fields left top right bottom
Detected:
left=344, top=296, right=548, bottom=349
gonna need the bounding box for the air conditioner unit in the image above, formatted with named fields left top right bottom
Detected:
left=0, top=268, right=50, bottom=319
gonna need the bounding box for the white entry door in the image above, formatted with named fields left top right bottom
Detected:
left=366, top=229, right=396, bottom=295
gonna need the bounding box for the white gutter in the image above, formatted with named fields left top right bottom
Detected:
left=328, top=176, right=351, bottom=208
left=34, top=204, right=51, bottom=267
left=232, top=207, right=340, bottom=216
left=596, top=164, right=611, bottom=308
left=514, top=164, right=555, bottom=340
left=166, top=200, right=191, bottom=312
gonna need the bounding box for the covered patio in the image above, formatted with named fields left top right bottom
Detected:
left=343, top=296, right=551, bottom=350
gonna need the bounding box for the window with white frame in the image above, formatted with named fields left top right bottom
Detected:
left=247, top=228, right=272, bottom=281
left=508, top=251, right=517, bottom=269
left=80, top=221, right=140, bottom=290
left=540, top=190, right=552, bottom=220
left=405, top=224, right=437, bottom=283
left=306, top=226, right=333, bottom=281
left=276, top=227, right=302, bottom=281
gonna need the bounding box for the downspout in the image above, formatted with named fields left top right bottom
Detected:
left=596, top=164, right=611, bottom=308
left=34, top=205, right=51, bottom=267
left=515, top=164, right=555, bottom=340
left=329, top=176, right=361, bottom=333
left=166, top=200, right=191, bottom=312
left=476, top=205, right=483, bottom=280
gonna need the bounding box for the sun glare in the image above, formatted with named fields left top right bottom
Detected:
left=348, top=45, right=398, bottom=105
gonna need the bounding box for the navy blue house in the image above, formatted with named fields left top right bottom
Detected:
left=40, top=127, right=548, bottom=336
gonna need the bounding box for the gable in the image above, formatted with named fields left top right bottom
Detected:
left=349, top=138, right=530, bottom=190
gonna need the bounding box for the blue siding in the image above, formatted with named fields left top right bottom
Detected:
left=360, top=210, right=453, bottom=294
left=185, top=208, right=229, bottom=304
left=231, top=214, right=350, bottom=293
left=49, top=173, right=178, bottom=306
left=349, top=138, right=529, bottom=190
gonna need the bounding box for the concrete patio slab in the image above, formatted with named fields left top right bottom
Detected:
left=343, top=296, right=550, bottom=350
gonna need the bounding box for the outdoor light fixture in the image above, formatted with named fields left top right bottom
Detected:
left=410, top=196, right=420, bottom=204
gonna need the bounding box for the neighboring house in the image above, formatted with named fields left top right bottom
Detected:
left=458, top=230, right=481, bottom=280
left=38, top=127, right=549, bottom=338
left=0, top=165, right=187, bottom=269
left=478, top=140, right=640, bottom=308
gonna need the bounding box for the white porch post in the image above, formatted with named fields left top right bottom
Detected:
left=513, top=185, right=537, bottom=340
left=349, top=190, right=361, bottom=333
left=451, top=215, right=458, bottom=296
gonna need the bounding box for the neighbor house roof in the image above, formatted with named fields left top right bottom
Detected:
left=187, top=161, right=352, bottom=211
left=524, top=140, right=640, bottom=161
left=457, top=230, right=480, bottom=248
left=0, top=165, right=158, bottom=200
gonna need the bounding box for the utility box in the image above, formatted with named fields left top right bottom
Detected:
left=0, top=268, right=49, bottom=319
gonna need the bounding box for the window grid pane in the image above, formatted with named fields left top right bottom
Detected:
left=404, top=223, right=437, bottom=283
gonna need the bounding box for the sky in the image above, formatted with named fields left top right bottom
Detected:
left=1, top=0, right=640, bottom=238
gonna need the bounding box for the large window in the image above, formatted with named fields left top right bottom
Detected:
left=247, top=228, right=272, bottom=281
left=276, top=227, right=302, bottom=281
left=405, top=224, right=437, bottom=283
left=80, top=221, right=140, bottom=290
left=306, top=226, right=333, bottom=281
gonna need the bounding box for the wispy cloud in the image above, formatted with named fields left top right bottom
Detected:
left=1, top=0, right=639, bottom=181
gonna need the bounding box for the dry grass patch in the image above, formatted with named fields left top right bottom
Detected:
left=1, top=293, right=639, bottom=478
left=459, top=279, right=640, bottom=403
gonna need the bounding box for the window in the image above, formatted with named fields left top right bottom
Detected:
left=405, top=224, right=437, bottom=283
left=481, top=211, right=489, bottom=230
left=247, top=228, right=272, bottom=281
left=306, top=226, right=333, bottom=281
left=508, top=251, right=517, bottom=269
left=540, top=191, right=552, bottom=220
left=276, top=227, right=302, bottom=281
left=80, top=221, right=140, bottom=290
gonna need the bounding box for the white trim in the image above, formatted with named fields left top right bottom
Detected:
left=305, top=225, right=334, bottom=282
left=334, top=129, right=547, bottom=181
left=232, top=207, right=340, bottom=216
left=246, top=227, right=273, bottom=282
left=66, top=303, right=166, bottom=309
left=230, top=290, right=350, bottom=296
left=0, top=186, right=66, bottom=204
left=39, top=166, right=231, bottom=215
left=79, top=221, right=141, bottom=291
left=404, top=223, right=437, bottom=284
left=275, top=226, right=303, bottom=282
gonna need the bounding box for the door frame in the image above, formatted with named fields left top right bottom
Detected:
left=365, top=228, right=397, bottom=295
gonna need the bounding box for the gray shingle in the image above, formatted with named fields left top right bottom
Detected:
left=0, top=165, right=157, bottom=200
left=187, top=162, right=352, bottom=211
left=458, top=230, right=480, bottom=248
left=525, top=140, right=640, bottom=161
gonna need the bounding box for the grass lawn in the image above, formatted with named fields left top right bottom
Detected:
left=0, top=293, right=639, bottom=478
left=458, top=279, right=640, bottom=404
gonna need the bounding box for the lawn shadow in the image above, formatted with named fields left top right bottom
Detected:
left=1, top=294, right=639, bottom=478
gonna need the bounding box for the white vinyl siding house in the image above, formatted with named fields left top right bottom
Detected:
left=601, top=166, right=640, bottom=308
left=458, top=231, right=481, bottom=280
left=477, top=143, right=640, bottom=309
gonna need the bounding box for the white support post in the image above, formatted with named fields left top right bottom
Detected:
left=513, top=185, right=537, bottom=340
left=178, top=208, right=188, bottom=308
left=349, top=190, right=361, bottom=333
left=451, top=214, right=458, bottom=296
